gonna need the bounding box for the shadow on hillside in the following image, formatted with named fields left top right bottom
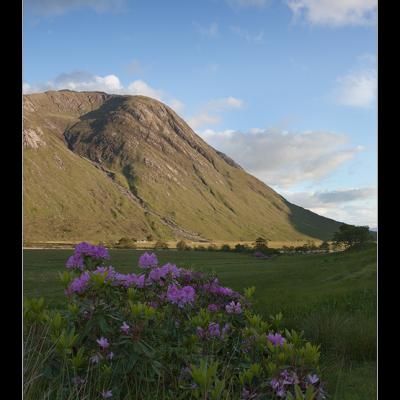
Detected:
left=283, top=199, right=343, bottom=241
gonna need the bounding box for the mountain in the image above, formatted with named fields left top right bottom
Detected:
left=23, top=90, right=343, bottom=243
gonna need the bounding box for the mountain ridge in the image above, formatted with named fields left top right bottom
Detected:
left=23, top=90, right=343, bottom=242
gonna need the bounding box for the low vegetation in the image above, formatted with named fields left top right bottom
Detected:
left=24, top=243, right=376, bottom=399
left=24, top=243, right=325, bottom=399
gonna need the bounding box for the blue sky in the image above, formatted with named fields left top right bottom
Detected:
left=23, top=0, right=377, bottom=227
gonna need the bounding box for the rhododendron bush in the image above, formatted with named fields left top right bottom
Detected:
left=24, top=243, right=326, bottom=400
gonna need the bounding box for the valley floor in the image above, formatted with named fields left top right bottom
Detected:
left=23, top=246, right=376, bottom=399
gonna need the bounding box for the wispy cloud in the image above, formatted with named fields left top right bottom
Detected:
left=283, top=188, right=377, bottom=227
left=25, top=0, right=126, bottom=17
left=231, top=26, right=264, bottom=43
left=188, top=97, right=244, bottom=129
left=23, top=71, right=185, bottom=113
left=226, top=0, right=267, bottom=9
left=198, top=128, right=363, bottom=187
left=125, top=59, right=143, bottom=75
left=286, top=0, right=377, bottom=27
left=193, top=22, right=219, bottom=38
left=332, top=55, right=376, bottom=108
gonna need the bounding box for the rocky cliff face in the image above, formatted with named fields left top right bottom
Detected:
left=23, top=90, right=342, bottom=242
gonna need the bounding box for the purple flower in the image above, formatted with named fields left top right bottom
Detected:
left=270, top=378, right=280, bottom=390
left=96, top=337, right=109, bottom=350
left=138, top=252, right=158, bottom=269
left=66, top=272, right=90, bottom=295
left=276, top=388, right=286, bottom=398
left=207, top=304, right=219, bottom=312
left=225, top=301, right=242, bottom=314
left=66, top=254, right=84, bottom=270
left=120, top=322, right=130, bottom=334
left=308, top=374, right=319, bottom=385
left=267, top=332, right=285, bottom=347
left=106, top=352, right=114, bottom=360
left=166, top=284, right=195, bottom=307
left=101, top=390, right=113, bottom=398
left=208, top=322, right=221, bottom=337
left=90, top=355, right=100, bottom=364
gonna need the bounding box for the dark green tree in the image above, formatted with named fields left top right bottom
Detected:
left=332, top=224, right=371, bottom=247
left=255, top=237, right=268, bottom=249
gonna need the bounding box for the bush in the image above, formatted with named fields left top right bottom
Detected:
left=234, top=244, right=250, bottom=253
left=115, top=237, right=136, bottom=249
left=220, top=244, right=231, bottom=252
left=24, top=243, right=326, bottom=399
left=176, top=240, right=188, bottom=251
left=154, top=240, right=168, bottom=249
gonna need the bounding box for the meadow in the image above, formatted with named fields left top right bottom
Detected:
left=23, top=244, right=376, bottom=399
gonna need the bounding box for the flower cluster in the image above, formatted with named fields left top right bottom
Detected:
left=66, top=242, right=109, bottom=270
left=225, top=301, right=242, bottom=314
left=267, top=332, right=285, bottom=347
left=269, top=370, right=325, bottom=398
left=166, top=284, right=196, bottom=307
left=138, top=252, right=158, bottom=269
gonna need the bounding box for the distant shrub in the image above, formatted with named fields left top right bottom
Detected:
left=154, top=240, right=168, bottom=249
left=220, top=244, right=231, bottom=252
left=255, top=237, right=268, bottom=249
left=115, top=237, right=136, bottom=249
left=207, top=244, right=217, bottom=251
left=234, top=244, right=250, bottom=253
left=319, top=241, right=330, bottom=251
left=24, top=243, right=326, bottom=399
left=176, top=240, right=188, bottom=251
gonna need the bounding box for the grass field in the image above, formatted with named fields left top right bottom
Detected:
left=23, top=245, right=376, bottom=399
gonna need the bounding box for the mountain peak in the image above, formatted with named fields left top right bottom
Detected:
left=23, top=90, right=342, bottom=242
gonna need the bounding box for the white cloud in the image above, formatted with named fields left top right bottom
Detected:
left=23, top=82, right=32, bottom=93
left=187, top=97, right=244, bottom=129
left=231, top=26, right=264, bottom=43
left=284, top=188, right=376, bottom=208
left=333, top=68, right=376, bottom=108
left=283, top=188, right=377, bottom=227
left=206, top=97, right=244, bottom=111
left=25, top=0, right=126, bottom=16
left=126, top=80, right=163, bottom=100
left=286, top=0, right=377, bottom=26
left=226, top=0, right=267, bottom=9
left=194, top=22, right=219, bottom=38
left=198, top=128, right=363, bottom=186
left=167, top=98, right=185, bottom=114
left=24, top=71, right=184, bottom=112
left=188, top=114, right=221, bottom=130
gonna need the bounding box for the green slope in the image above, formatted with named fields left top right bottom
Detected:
left=24, top=90, right=343, bottom=242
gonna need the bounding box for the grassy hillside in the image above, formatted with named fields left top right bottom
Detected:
left=24, top=90, right=343, bottom=242
left=23, top=245, right=376, bottom=399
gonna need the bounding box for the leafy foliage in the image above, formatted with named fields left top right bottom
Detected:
left=24, top=243, right=327, bottom=399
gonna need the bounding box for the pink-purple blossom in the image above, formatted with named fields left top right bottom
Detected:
left=66, top=272, right=90, bottom=295
left=96, top=337, right=110, bottom=350
left=138, top=252, right=158, bottom=269
left=66, top=242, right=109, bottom=270
left=166, top=284, right=195, bottom=307
left=120, top=322, right=130, bottom=334
left=267, top=332, right=285, bottom=347
left=225, top=301, right=242, bottom=314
